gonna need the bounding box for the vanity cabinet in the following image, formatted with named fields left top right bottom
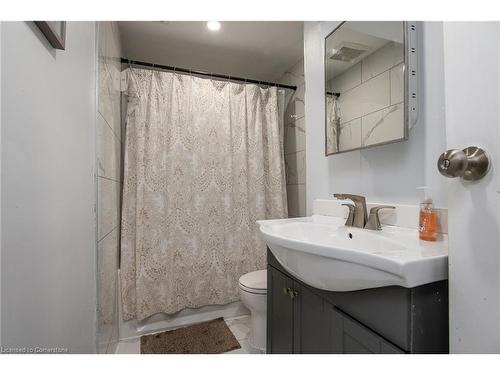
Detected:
left=267, top=265, right=295, bottom=353
left=267, top=250, right=448, bottom=354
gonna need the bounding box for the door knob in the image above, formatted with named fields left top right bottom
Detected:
left=437, top=146, right=490, bottom=181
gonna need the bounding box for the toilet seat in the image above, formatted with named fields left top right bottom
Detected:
left=239, top=269, right=267, bottom=295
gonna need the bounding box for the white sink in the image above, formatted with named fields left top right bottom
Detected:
left=257, top=215, right=448, bottom=291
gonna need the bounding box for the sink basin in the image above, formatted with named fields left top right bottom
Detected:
left=257, top=215, right=448, bottom=291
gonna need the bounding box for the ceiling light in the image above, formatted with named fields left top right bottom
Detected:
left=207, top=21, right=221, bottom=31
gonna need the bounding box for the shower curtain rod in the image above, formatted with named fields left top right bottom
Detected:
left=326, top=91, right=341, bottom=97
left=121, top=58, right=298, bottom=91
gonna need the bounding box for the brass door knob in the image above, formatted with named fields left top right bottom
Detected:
left=437, top=146, right=490, bottom=181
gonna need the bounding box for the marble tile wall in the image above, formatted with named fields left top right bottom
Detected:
left=328, top=42, right=404, bottom=152
left=96, top=21, right=122, bottom=354
left=278, top=59, right=306, bottom=217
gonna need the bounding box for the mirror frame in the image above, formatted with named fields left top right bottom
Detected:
left=324, top=21, right=418, bottom=156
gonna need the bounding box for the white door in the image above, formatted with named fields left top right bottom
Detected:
left=442, top=22, right=500, bottom=353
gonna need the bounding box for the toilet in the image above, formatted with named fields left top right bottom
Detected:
left=239, top=269, right=267, bottom=351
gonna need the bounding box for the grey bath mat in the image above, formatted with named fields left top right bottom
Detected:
left=140, top=317, right=241, bottom=354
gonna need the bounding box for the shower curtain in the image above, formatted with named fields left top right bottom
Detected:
left=120, top=68, right=288, bottom=321
left=326, top=94, right=340, bottom=153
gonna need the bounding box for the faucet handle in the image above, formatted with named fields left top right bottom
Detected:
left=341, top=203, right=355, bottom=227
left=365, top=206, right=396, bottom=230
left=370, top=205, right=396, bottom=213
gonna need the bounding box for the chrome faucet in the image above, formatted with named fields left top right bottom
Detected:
left=333, top=194, right=367, bottom=228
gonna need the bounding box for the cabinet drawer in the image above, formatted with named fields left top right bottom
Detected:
left=331, top=308, right=406, bottom=354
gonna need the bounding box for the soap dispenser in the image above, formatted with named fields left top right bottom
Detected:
left=416, top=186, right=437, bottom=241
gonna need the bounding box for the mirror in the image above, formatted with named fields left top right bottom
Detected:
left=325, top=21, right=416, bottom=155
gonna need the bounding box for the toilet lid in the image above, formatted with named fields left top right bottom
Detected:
left=239, top=269, right=267, bottom=292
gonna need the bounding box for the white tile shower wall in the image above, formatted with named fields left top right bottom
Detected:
left=279, top=59, right=306, bottom=217
left=96, top=21, right=122, bottom=354
left=329, top=42, right=404, bottom=150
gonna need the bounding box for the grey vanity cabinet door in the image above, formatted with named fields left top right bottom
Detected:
left=267, top=266, right=294, bottom=353
left=293, top=281, right=333, bottom=353
left=330, top=308, right=405, bottom=354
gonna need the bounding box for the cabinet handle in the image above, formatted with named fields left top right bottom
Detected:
left=282, top=287, right=299, bottom=299
left=283, top=287, right=299, bottom=299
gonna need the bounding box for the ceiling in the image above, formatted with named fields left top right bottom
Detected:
left=326, top=22, right=403, bottom=80
left=118, top=21, right=304, bottom=82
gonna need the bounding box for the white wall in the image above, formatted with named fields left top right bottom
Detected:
left=304, top=22, right=333, bottom=214
left=1, top=22, right=97, bottom=353
left=305, top=22, right=447, bottom=213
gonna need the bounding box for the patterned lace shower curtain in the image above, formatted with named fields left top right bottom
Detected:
left=326, top=94, right=340, bottom=154
left=120, top=68, right=288, bottom=321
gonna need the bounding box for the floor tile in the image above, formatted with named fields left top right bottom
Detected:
left=115, top=338, right=140, bottom=354
left=225, top=316, right=251, bottom=341
left=236, top=338, right=264, bottom=354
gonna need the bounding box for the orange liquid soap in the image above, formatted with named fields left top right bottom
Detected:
left=417, top=186, right=438, bottom=242
left=419, top=209, right=437, bottom=241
